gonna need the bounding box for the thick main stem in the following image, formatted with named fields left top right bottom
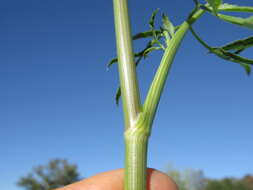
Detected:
left=125, top=138, right=148, bottom=190
left=125, top=126, right=149, bottom=190
left=124, top=112, right=150, bottom=190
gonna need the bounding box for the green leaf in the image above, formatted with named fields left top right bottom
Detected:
left=193, top=0, right=199, bottom=6
left=218, top=14, right=253, bottom=30
left=132, top=30, right=161, bottom=40
left=107, top=53, right=142, bottom=69
left=107, top=57, right=118, bottom=68
left=162, top=14, right=174, bottom=38
left=115, top=87, right=121, bottom=105
left=205, top=0, right=223, bottom=14
left=143, top=46, right=162, bottom=58
left=107, top=41, right=152, bottom=69
left=239, top=63, right=251, bottom=75
left=218, top=3, right=253, bottom=13
left=161, top=28, right=170, bottom=44
left=221, top=36, right=253, bottom=53
left=149, top=9, right=159, bottom=29
left=190, top=26, right=252, bottom=75
left=211, top=48, right=253, bottom=74
left=215, top=48, right=253, bottom=65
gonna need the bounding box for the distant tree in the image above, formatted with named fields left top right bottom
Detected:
left=204, top=177, right=251, bottom=190
left=165, top=165, right=206, bottom=190
left=243, top=175, right=253, bottom=190
left=17, top=159, right=81, bottom=190
left=165, top=164, right=253, bottom=190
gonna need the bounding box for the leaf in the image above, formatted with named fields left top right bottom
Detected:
left=115, top=87, right=121, bottom=105
left=221, top=36, right=253, bottom=53
left=234, top=48, right=245, bottom=54
left=161, top=27, right=170, bottom=43
left=214, top=49, right=253, bottom=65
left=218, top=3, right=253, bottom=13
left=245, top=16, right=253, bottom=29
left=149, top=9, right=159, bottom=29
left=132, top=30, right=161, bottom=40
left=205, top=0, right=223, bottom=14
left=211, top=48, right=253, bottom=75
left=143, top=46, right=162, bottom=58
left=107, top=57, right=118, bottom=68
left=107, top=53, right=142, bottom=69
left=162, top=13, right=174, bottom=38
left=107, top=41, right=152, bottom=69
left=190, top=26, right=252, bottom=75
left=239, top=62, right=251, bottom=75
left=193, top=0, right=199, bottom=5
left=218, top=14, right=253, bottom=30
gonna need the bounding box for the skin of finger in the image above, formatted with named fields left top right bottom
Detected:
left=56, top=168, right=178, bottom=190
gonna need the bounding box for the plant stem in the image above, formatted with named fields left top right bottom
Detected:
left=113, top=2, right=204, bottom=190
left=143, top=9, right=205, bottom=129
left=124, top=138, right=148, bottom=189
left=113, top=1, right=148, bottom=188
left=113, top=0, right=141, bottom=130
left=124, top=116, right=149, bottom=190
left=143, top=22, right=191, bottom=127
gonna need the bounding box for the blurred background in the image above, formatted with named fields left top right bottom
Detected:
left=1, top=0, right=252, bottom=190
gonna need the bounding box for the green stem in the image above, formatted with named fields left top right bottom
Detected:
left=125, top=138, right=148, bottom=190
left=112, top=2, right=204, bottom=190
left=124, top=117, right=149, bottom=190
left=113, top=0, right=142, bottom=130
left=143, top=22, right=190, bottom=127
left=218, top=4, right=253, bottom=13
left=143, top=9, right=204, bottom=129
left=189, top=26, right=213, bottom=51
left=113, top=1, right=147, bottom=188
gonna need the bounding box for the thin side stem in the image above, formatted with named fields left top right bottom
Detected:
left=143, top=9, right=205, bottom=129
left=218, top=4, right=253, bottom=13
left=189, top=26, right=212, bottom=51
left=113, top=0, right=142, bottom=130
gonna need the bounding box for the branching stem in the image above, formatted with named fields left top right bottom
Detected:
left=112, top=1, right=204, bottom=190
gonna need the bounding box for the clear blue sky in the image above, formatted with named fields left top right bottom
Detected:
left=1, top=0, right=253, bottom=190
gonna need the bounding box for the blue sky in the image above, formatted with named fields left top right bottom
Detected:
left=1, top=0, right=253, bottom=190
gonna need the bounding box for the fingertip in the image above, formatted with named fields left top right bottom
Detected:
left=147, top=168, right=179, bottom=190
left=56, top=168, right=178, bottom=190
